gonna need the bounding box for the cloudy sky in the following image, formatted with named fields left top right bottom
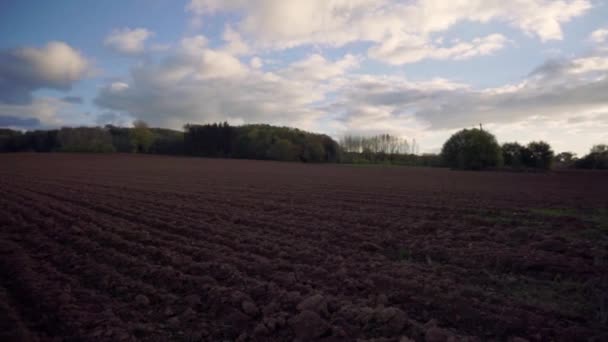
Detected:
left=1, top=0, right=607, bottom=154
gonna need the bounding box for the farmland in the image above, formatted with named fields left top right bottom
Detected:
left=1, top=153, right=607, bottom=341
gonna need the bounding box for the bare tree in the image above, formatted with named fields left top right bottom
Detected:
left=340, top=134, right=413, bottom=154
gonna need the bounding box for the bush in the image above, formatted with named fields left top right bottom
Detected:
left=441, top=128, right=502, bottom=170
left=575, top=144, right=608, bottom=169
left=502, top=142, right=525, bottom=169
left=554, top=151, right=577, bottom=168
left=132, top=120, right=153, bottom=153
left=525, top=141, right=554, bottom=170
left=58, top=127, right=115, bottom=153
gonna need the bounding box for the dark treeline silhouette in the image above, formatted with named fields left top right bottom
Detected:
left=0, top=122, right=340, bottom=163
left=184, top=123, right=339, bottom=162
left=574, top=144, right=608, bottom=169
left=1, top=123, right=606, bottom=170
left=501, top=141, right=554, bottom=170
left=0, top=126, right=184, bottom=155
left=441, top=127, right=607, bottom=170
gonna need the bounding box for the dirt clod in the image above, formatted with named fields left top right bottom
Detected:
left=135, top=294, right=150, bottom=306
left=289, top=310, right=329, bottom=340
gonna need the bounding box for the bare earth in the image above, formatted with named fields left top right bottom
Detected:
left=1, top=153, right=607, bottom=341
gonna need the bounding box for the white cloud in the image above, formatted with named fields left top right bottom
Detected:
left=326, top=52, right=608, bottom=144
left=250, top=56, right=263, bottom=69
left=109, top=82, right=129, bottom=92
left=280, top=53, right=359, bottom=81
left=0, top=97, right=87, bottom=128
left=589, top=28, right=608, bottom=44
left=222, top=26, right=250, bottom=55
left=104, top=27, right=154, bottom=55
left=568, top=56, right=608, bottom=74
left=0, top=41, right=90, bottom=104
left=369, top=33, right=507, bottom=64
left=186, top=0, right=591, bottom=64
left=180, top=35, right=208, bottom=55
left=94, top=36, right=345, bottom=129
left=93, top=34, right=608, bottom=155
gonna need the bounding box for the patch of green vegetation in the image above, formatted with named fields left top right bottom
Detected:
left=530, top=208, right=579, bottom=217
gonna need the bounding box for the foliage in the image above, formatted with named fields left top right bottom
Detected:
left=0, top=129, right=61, bottom=152
left=132, top=120, right=154, bottom=153
left=106, top=125, right=135, bottom=153
left=337, top=134, right=434, bottom=166
left=502, top=141, right=556, bottom=170
left=2, top=119, right=602, bottom=172
left=57, top=127, right=115, bottom=153
left=441, top=128, right=502, bottom=170
left=526, top=141, right=554, bottom=170
left=340, top=134, right=416, bottom=154
left=575, top=144, right=608, bottom=169
left=554, top=151, right=577, bottom=168
left=184, top=123, right=340, bottom=162
left=149, top=128, right=184, bottom=155
left=502, top=142, right=525, bottom=169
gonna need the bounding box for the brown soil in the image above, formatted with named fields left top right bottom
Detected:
left=1, top=153, right=607, bottom=341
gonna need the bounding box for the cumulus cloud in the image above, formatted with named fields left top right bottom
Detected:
left=0, top=42, right=90, bottom=104
left=186, top=0, right=590, bottom=64
left=104, top=27, right=154, bottom=55
left=250, top=56, right=263, bottom=69
left=330, top=54, right=608, bottom=133
left=93, top=27, right=608, bottom=154
left=61, top=96, right=84, bottom=104
left=0, top=97, right=72, bottom=128
left=280, top=53, right=359, bottom=81
left=94, top=36, right=352, bottom=129
left=369, top=34, right=508, bottom=65
left=222, top=26, right=250, bottom=55
left=95, top=111, right=134, bottom=127
left=589, top=28, right=608, bottom=44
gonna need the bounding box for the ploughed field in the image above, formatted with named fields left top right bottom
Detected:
left=1, top=154, right=607, bottom=342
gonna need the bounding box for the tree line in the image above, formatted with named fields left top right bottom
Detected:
left=184, top=123, right=340, bottom=162
left=338, top=133, right=440, bottom=167
left=0, top=122, right=183, bottom=155
left=1, top=122, right=606, bottom=170
left=440, top=128, right=608, bottom=170
left=0, top=122, right=340, bottom=163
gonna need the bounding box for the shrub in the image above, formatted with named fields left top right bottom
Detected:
left=575, top=144, right=608, bottom=169
left=441, top=128, right=502, bottom=170
left=502, top=142, right=525, bottom=168
left=525, top=141, right=554, bottom=170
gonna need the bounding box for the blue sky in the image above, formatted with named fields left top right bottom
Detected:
left=1, top=0, right=607, bottom=154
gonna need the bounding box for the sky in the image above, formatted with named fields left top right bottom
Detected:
left=1, top=0, right=607, bottom=155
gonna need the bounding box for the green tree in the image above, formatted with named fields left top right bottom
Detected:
left=591, top=144, right=608, bottom=154
left=302, top=139, right=325, bottom=162
left=526, top=141, right=554, bottom=170
left=132, top=120, right=153, bottom=153
left=554, top=151, right=577, bottom=167
left=441, top=128, right=502, bottom=170
left=266, top=138, right=297, bottom=161
left=576, top=144, right=608, bottom=169
left=58, top=127, right=114, bottom=152
left=502, top=142, right=525, bottom=168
